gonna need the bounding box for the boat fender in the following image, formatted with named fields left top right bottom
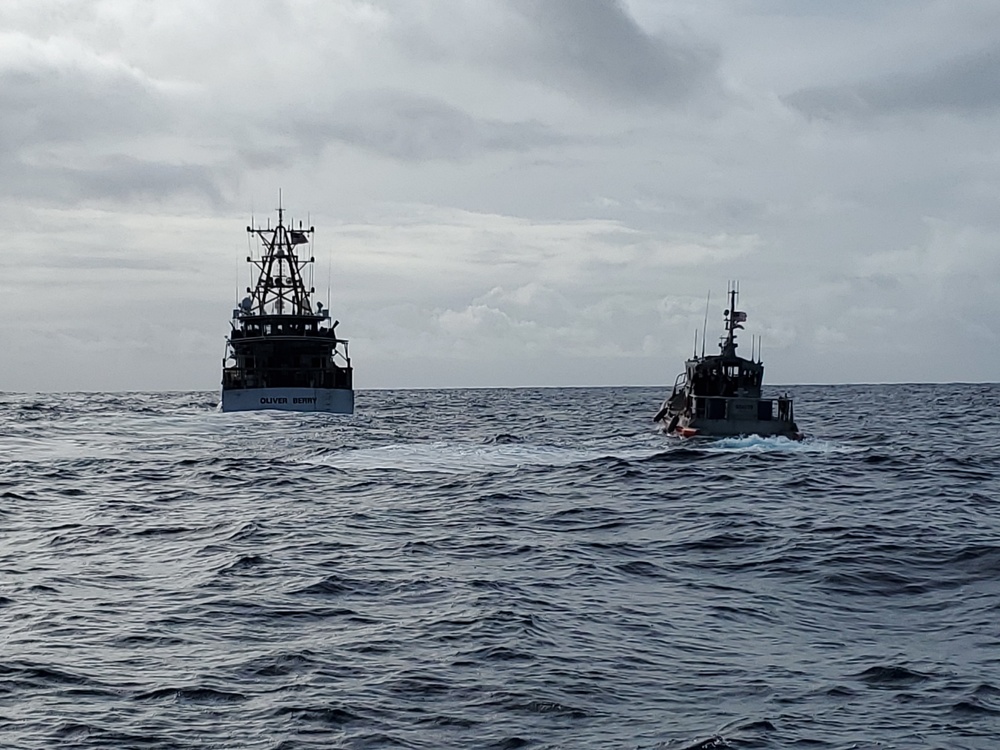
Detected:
left=666, top=415, right=680, bottom=433
left=653, top=406, right=669, bottom=423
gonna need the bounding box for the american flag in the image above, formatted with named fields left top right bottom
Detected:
left=733, top=311, right=747, bottom=323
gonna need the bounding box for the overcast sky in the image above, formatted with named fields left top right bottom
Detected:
left=2, top=0, right=999, bottom=390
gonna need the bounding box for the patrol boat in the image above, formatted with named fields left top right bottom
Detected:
left=653, top=285, right=801, bottom=439
left=221, top=205, right=354, bottom=413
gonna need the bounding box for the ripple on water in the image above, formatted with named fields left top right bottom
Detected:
left=1, top=385, right=999, bottom=749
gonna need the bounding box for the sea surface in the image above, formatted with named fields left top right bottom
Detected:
left=1, top=384, right=999, bottom=750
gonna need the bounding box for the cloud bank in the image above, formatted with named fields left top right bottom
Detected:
left=0, top=0, right=998, bottom=390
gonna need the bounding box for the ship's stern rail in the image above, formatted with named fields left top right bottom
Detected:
left=229, top=334, right=351, bottom=366
left=222, top=365, right=352, bottom=390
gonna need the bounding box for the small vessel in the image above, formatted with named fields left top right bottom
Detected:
left=221, top=203, right=354, bottom=413
left=653, top=284, right=802, bottom=439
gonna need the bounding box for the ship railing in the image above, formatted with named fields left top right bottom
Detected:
left=222, top=364, right=353, bottom=390
left=333, top=340, right=350, bottom=366
left=233, top=323, right=339, bottom=337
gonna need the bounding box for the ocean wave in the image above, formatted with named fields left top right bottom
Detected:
left=2, top=385, right=999, bottom=750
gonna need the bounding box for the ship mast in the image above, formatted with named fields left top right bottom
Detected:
left=720, top=281, right=744, bottom=358
left=245, top=201, right=318, bottom=317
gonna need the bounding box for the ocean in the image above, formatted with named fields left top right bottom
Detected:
left=1, top=384, right=998, bottom=749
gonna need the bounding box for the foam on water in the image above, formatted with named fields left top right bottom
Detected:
left=703, top=434, right=865, bottom=454
left=312, top=440, right=662, bottom=473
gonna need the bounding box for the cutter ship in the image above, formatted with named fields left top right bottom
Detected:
left=221, top=204, right=353, bottom=413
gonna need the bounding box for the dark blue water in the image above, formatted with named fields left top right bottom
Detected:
left=2, top=384, right=999, bottom=749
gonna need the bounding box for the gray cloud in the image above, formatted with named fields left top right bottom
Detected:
left=0, top=35, right=176, bottom=150
left=0, top=155, right=226, bottom=206
left=0, top=32, right=222, bottom=205
left=502, top=0, right=720, bottom=105
left=389, top=0, right=720, bottom=107
left=72, top=156, right=227, bottom=205
left=40, top=255, right=174, bottom=272
left=786, top=44, right=1000, bottom=118
left=289, top=90, right=567, bottom=161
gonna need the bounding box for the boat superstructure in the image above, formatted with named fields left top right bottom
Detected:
left=653, top=284, right=801, bottom=439
left=221, top=204, right=354, bottom=413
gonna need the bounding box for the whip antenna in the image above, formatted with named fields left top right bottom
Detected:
left=701, top=290, right=711, bottom=357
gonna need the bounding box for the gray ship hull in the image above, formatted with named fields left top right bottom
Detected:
left=656, top=395, right=802, bottom=440
left=221, top=387, right=354, bottom=414
left=665, top=415, right=801, bottom=439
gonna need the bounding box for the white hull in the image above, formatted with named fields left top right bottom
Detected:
left=221, top=387, right=354, bottom=414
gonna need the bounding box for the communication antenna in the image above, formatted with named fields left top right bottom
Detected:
left=249, top=200, right=255, bottom=260
left=245, top=219, right=255, bottom=289
left=307, top=211, right=313, bottom=295
left=693, top=329, right=698, bottom=357
left=309, top=250, right=315, bottom=294
left=700, top=290, right=711, bottom=357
